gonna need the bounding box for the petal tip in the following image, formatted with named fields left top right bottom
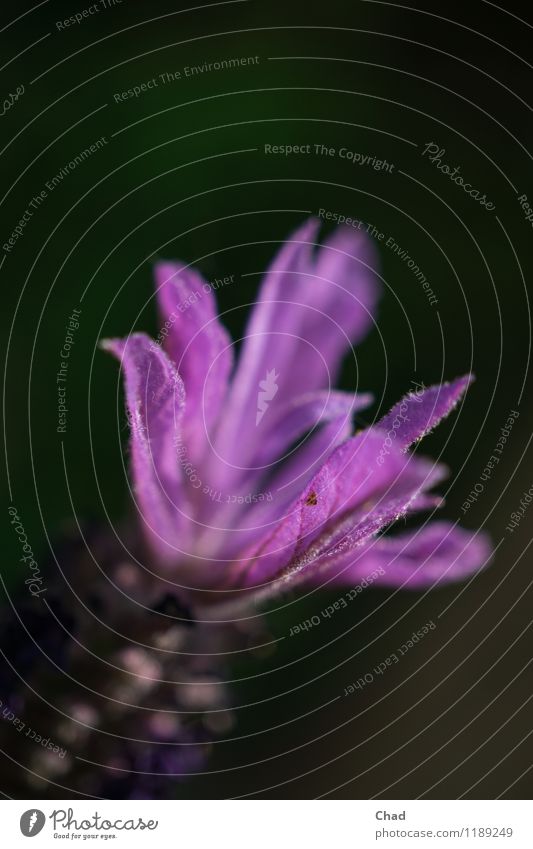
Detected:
left=99, top=336, right=125, bottom=359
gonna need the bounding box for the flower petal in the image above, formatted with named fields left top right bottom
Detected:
left=196, top=391, right=369, bottom=553
left=234, top=429, right=443, bottom=589
left=261, top=412, right=357, bottom=511
left=101, top=333, right=188, bottom=566
left=154, top=262, right=233, bottom=463
left=249, top=494, right=441, bottom=602
left=210, top=218, right=380, bottom=483
left=249, top=390, right=372, bottom=468
left=194, top=410, right=359, bottom=565
left=378, top=376, right=473, bottom=452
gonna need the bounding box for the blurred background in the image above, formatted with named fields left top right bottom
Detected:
left=1, top=0, right=532, bottom=798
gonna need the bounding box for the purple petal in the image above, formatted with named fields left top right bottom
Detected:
left=234, top=429, right=442, bottom=589
left=310, top=522, right=492, bottom=590
left=101, top=333, right=188, bottom=566
left=154, top=262, right=233, bottom=464
left=262, top=412, right=357, bottom=512
left=250, top=399, right=400, bottom=542
left=378, top=376, right=473, bottom=452
left=252, top=390, right=372, bottom=467
left=209, top=218, right=380, bottom=484
left=250, top=494, right=441, bottom=602
left=196, top=410, right=359, bottom=563
left=197, top=391, right=369, bottom=553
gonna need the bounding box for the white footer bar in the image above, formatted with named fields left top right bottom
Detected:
left=4, top=800, right=532, bottom=848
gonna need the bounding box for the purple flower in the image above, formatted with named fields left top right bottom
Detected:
left=103, top=218, right=490, bottom=610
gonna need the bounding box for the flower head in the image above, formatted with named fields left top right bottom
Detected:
left=103, top=219, right=490, bottom=610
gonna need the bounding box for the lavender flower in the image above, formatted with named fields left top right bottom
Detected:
left=103, top=218, right=490, bottom=610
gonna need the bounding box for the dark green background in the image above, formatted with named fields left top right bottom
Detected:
left=2, top=0, right=532, bottom=798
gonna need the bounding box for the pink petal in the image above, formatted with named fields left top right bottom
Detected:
left=154, top=262, right=233, bottom=464
left=234, top=429, right=443, bottom=589
left=252, top=390, right=372, bottom=468
left=378, top=375, right=473, bottom=452
left=210, top=218, right=380, bottom=486
left=311, top=521, right=492, bottom=590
